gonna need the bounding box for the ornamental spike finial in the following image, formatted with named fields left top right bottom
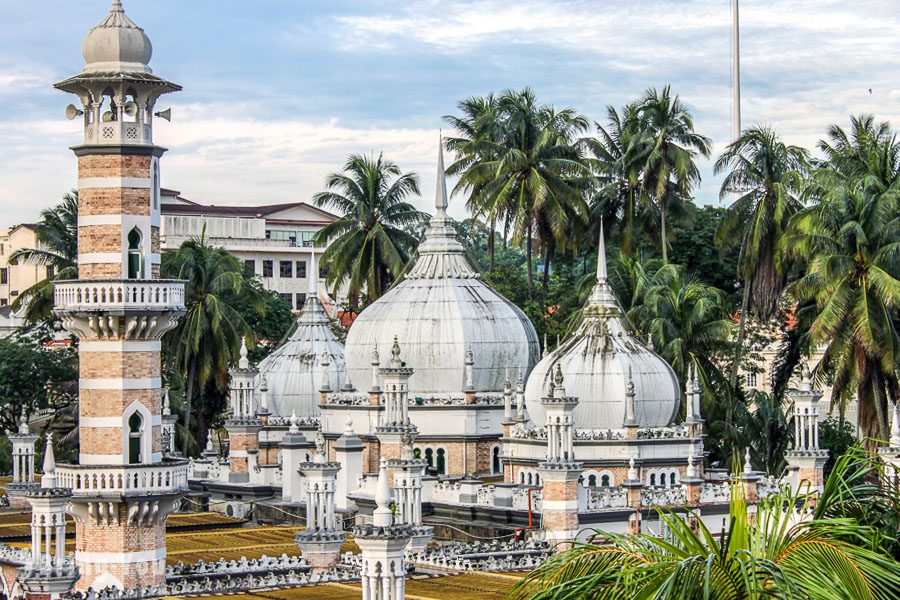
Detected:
left=373, top=459, right=393, bottom=527
left=743, top=447, right=752, bottom=474
left=309, top=252, right=319, bottom=296
left=390, top=335, right=402, bottom=368
left=41, top=434, right=57, bottom=489
left=628, top=456, right=637, bottom=481
left=553, top=364, right=565, bottom=398
left=238, top=336, right=249, bottom=369
left=18, top=409, right=28, bottom=434
left=435, top=133, right=449, bottom=216
left=596, top=217, right=608, bottom=282
left=289, top=411, right=299, bottom=434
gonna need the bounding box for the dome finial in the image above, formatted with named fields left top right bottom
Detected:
left=743, top=447, right=752, bottom=474
left=390, top=335, right=402, bottom=368
left=597, top=217, right=608, bottom=283
left=111, top=0, right=123, bottom=11
left=435, top=133, right=449, bottom=218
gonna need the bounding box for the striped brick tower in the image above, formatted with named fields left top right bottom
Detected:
left=52, top=1, right=187, bottom=590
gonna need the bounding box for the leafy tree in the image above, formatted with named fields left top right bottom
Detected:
left=637, top=86, right=711, bottom=263
left=819, top=417, right=857, bottom=479
left=232, top=276, right=294, bottom=363
left=516, top=466, right=900, bottom=599
left=312, top=153, right=426, bottom=303
left=7, top=191, right=78, bottom=325
left=738, top=390, right=793, bottom=475
left=161, top=234, right=264, bottom=456
left=0, top=334, right=77, bottom=434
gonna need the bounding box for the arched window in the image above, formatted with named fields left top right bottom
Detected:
left=492, top=446, right=501, bottom=475
left=127, top=227, right=143, bottom=279
left=519, top=471, right=525, bottom=484
left=436, top=448, right=446, bottom=475
left=588, top=474, right=597, bottom=487
left=601, top=474, right=610, bottom=487
left=424, top=448, right=434, bottom=469
left=527, top=472, right=533, bottom=486
left=649, top=473, right=656, bottom=486
left=535, top=473, right=541, bottom=485
left=670, top=472, right=677, bottom=487
left=128, top=412, right=143, bottom=464
left=413, top=448, right=422, bottom=459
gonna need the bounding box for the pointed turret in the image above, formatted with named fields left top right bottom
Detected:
left=41, top=436, right=57, bottom=489
left=373, top=460, right=393, bottom=527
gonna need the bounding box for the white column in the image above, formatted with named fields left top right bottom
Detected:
left=12, top=450, right=20, bottom=482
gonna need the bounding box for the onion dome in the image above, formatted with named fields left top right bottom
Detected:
left=343, top=139, right=540, bottom=396
left=82, top=1, right=153, bottom=74
left=257, top=255, right=346, bottom=418
left=525, top=225, right=680, bottom=429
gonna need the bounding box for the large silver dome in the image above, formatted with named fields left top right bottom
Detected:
left=525, top=228, right=680, bottom=429
left=257, top=267, right=346, bottom=418
left=82, top=1, right=153, bottom=74
left=344, top=142, right=540, bottom=396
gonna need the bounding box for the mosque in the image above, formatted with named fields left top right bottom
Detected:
left=4, top=2, right=898, bottom=600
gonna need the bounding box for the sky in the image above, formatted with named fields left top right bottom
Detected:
left=1, top=0, right=899, bottom=226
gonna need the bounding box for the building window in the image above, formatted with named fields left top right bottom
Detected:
left=46, top=266, right=55, bottom=279
left=492, top=446, right=501, bottom=475
left=297, top=261, right=307, bottom=278
left=262, top=260, right=273, bottom=277
left=127, top=227, right=143, bottom=279
left=128, top=412, right=143, bottom=464
left=436, top=448, right=446, bottom=475
left=279, top=293, right=292, bottom=305
left=649, top=473, right=656, bottom=486
left=0, top=268, right=6, bottom=284
left=319, top=263, right=328, bottom=279
left=280, top=260, right=293, bottom=278
left=295, top=293, right=306, bottom=310
left=601, top=474, right=611, bottom=487
left=745, top=372, right=758, bottom=387
left=424, top=448, right=434, bottom=469
left=587, top=474, right=597, bottom=487
left=243, top=259, right=256, bottom=275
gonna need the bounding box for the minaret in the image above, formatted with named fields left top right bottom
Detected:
left=17, top=438, right=80, bottom=600
left=334, top=415, right=365, bottom=511
left=279, top=412, right=307, bottom=503
left=374, top=336, right=414, bottom=462
left=785, top=363, right=828, bottom=493
left=353, top=461, right=412, bottom=600
left=52, top=1, right=186, bottom=590
left=5, top=412, right=39, bottom=508
left=537, top=367, right=583, bottom=547
left=294, top=428, right=345, bottom=572
left=225, top=337, right=262, bottom=483
left=161, top=389, right=177, bottom=457
left=386, top=427, right=433, bottom=553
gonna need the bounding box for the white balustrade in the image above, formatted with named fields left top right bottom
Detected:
left=55, top=280, right=185, bottom=312
left=585, top=487, right=628, bottom=511
left=57, top=462, right=188, bottom=495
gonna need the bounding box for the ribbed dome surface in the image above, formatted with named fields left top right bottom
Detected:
left=525, top=229, right=680, bottom=429
left=82, top=1, right=153, bottom=73
left=257, top=291, right=345, bottom=418
left=344, top=142, right=540, bottom=395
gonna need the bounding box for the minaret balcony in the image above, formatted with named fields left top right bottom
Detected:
left=56, top=461, right=188, bottom=499
left=55, top=279, right=185, bottom=340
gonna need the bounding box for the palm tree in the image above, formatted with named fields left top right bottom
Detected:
left=161, top=233, right=263, bottom=455
left=628, top=263, right=733, bottom=417
left=584, top=103, right=656, bottom=257
left=781, top=182, right=899, bottom=441
left=312, top=153, right=426, bottom=304
left=638, top=86, right=711, bottom=263
left=714, top=126, right=809, bottom=392
left=7, top=192, right=78, bottom=324
left=515, top=468, right=900, bottom=598
left=446, top=88, right=591, bottom=294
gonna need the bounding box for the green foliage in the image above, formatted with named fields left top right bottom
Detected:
left=516, top=449, right=900, bottom=599
left=819, top=417, right=857, bottom=478
left=161, top=234, right=265, bottom=455
left=0, top=333, right=77, bottom=433
left=7, top=191, right=79, bottom=326
left=312, top=153, right=427, bottom=303
left=232, top=277, right=294, bottom=362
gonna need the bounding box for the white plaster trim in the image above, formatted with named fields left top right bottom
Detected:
left=80, top=377, right=161, bottom=390
left=81, top=415, right=162, bottom=428
left=79, top=215, right=152, bottom=227
left=75, top=547, right=165, bottom=564
left=79, top=177, right=151, bottom=190
left=78, top=252, right=124, bottom=265
left=77, top=454, right=126, bottom=465
left=545, top=530, right=581, bottom=539
left=79, top=341, right=161, bottom=352
left=542, top=500, right=580, bottom=510
left=229, top=450, right=249, bottom=458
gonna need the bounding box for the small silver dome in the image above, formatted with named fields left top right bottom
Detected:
left=82, top=1, right=153, bottom=74
left=525, top=227, right=680, bottom=429
left=257, top=270, right=346, bottom=418
left=344, top=140, right=540, bottom=396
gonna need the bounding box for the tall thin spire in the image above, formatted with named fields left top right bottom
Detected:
left=42, top=435, right=57, bottom=489
left=732, top=0, right=742, bottom=143
left=309, top=251, right=318, bottom=296
left=435, top=133, right=449, bottom=218
left=596, top=217, right=608, bottom=283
